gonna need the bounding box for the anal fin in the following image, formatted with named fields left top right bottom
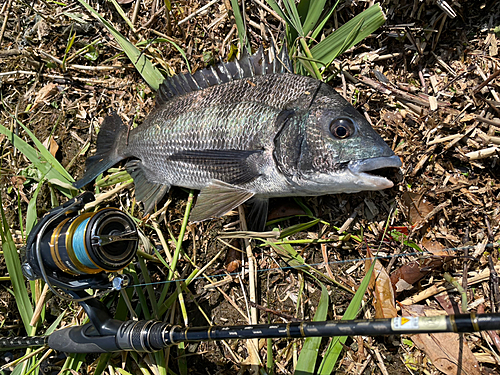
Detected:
left=126, top=160, right=170, bottom=213
left=190, top=180, right=254, bottom=223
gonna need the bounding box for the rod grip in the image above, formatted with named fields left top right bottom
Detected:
left=47, top=323, right=120, bottom=353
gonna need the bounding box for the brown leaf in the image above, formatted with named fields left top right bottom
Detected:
left=366, top=247, right=397, bottom=318
left=31, top=83, right=58, bottom=111
left=390, top=256, right=451, bottom=294
left=389, top=237, right=454, bottom=294
left=225, top=240, right=242, bottom=273
left=421, top=237, right=450, bottom=256
left=403, top=306, right=481, bottom=375
left=402, top=192, right=434, bottom=226
left=43, top=136, right=59, bottom=157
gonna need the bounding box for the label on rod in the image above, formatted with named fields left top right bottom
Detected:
left=391, top=315, right=447, bottom=331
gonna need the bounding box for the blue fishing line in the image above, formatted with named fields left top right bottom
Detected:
left=72, top=217, right=97, bottom=269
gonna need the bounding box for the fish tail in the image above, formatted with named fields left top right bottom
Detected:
left=74, top=113, right=128, bottom=189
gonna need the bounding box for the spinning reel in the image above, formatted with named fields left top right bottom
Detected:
left=22, top=192, right=138, bottom=295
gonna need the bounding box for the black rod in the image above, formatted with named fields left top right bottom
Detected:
left=11, top=313, right=500, bottom=353
left=112, top=312, right=500, bottom=353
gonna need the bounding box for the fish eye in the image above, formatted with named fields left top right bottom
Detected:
left=330, top=118, right=355, bottom=139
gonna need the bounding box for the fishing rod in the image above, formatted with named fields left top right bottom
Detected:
left=2, top=193, right=499, bottom=354
left=5, top=311, right=500, bottom=353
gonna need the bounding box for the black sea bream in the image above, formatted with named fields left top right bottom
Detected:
left=75, top=47, right=402, bottom=230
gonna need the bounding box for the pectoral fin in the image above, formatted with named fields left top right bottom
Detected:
left=168, top=149, right=262, bottom=185
left=246, top=198, right=269, bottom=232
left=190, top=180, right=254, bottom=223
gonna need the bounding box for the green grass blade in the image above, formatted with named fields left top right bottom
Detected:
left=16, top=120, right=73, bottom=183
left=317, top=261, right=376, bottom=374
left=310, top=0, right=340, bottom=41
left=0, top=123, right=73, bottom=198
left=310, top=4, right=385, bottom=64
left=109, top=0, right=135, bottom=31
left=76, top=0, right=164, bottom=90
left=137, top=38, right=191, bottom=74
left=301, top=0, right=328, bottom=36
left=295, top=283, right=329, bottom=373
left=44, top=309, right=67, bottom=334
left=0, top=195, right=34, bottom=333
left=265, top=0, right=293, bottom=29
left=279, top=218, right=320, bottom=239
left=283, top=0, right=304, bottom=36
left=230, top=0, right=250, bottom=52
left=26, top=180, right=44, bottom=235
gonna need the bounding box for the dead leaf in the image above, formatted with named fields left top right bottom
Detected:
left=390, top=235, right=453, bottom=293
left=31, top=83, right=58, bottom=111
left=366, top=247, right=397, bottom=318
left=402, top=192, right=434, bottom=226
left=43, top=136, right=59, bottom=157
left=390, top=255, right=451, bottom=294
left=10, top=176, right=29, bottom=203
left=225, top=240, right=242, bottom=273
left=403, top=306, right=481, bottom=375
left=421, top=237, right=451, bottom=256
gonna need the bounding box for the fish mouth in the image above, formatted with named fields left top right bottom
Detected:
left=348, top=155, right=403, bottom=189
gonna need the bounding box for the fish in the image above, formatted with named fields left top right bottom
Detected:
left=75, top=46, right=402, bottom=230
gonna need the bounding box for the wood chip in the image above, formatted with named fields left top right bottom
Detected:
left=465, top=147, right=499, bottom=160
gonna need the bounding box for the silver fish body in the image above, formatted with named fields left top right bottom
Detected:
left=75, top=47, right=401, bottom=230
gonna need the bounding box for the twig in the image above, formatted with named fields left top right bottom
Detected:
left=131, top=0, right=141, bottom=26
left=252, top=0, right=286, bottom=26
left=238, top=205, right=261, bottom=371
left=443, top=272, right=467, bottom=313
left=30, top=284, right=51, bottom=327
left=140, top=6, right=165, bottom=29
left=412, top=199, right=451, bottom=231
left=84, top=182, right=133, bottom=209
left=358, top=75, right=450, bottom=109
left=427, top=134, right=463, bottom=145
left=401, top=263, right=500, bottom=305
left=321, top=243, right=335, bottom=280
left=337, top=203, right=362, bottom=233
left=474, top=68, right=500, bottom=93
left=0, top=0, right=13, bottom=46
left=373, top=347, right=390, bottom=375
left=465, top=147, right=499, bottom=160
left=489, top=256, right=500, bottom=313
left=476, top=115, right=500, bottom=127
left=178, top=0, right=219, bottom=25
left=248, top=301, right=301, bottom=322
left=431, top=51, right=457, bottom=76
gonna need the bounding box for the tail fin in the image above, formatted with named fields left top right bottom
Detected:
left=74, top=113, right=128, bottom=189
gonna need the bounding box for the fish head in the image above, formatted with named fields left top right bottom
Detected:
left=285, top=84, right=402, bottom=194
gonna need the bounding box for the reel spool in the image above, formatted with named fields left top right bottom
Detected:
left=22, top=192, right=139, bottom=292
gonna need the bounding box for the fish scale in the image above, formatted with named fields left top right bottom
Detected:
left=75, top=46, right=402, bottom=230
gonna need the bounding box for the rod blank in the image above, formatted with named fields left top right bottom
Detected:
left=113, top=312, right=500, bottom=353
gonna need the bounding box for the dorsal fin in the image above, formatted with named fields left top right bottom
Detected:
left=156, top=44, right=293, bottom=105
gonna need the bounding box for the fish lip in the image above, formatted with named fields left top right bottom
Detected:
left=347, top=155, right=402, bottom=189
left=347, top=155, right=402, bottom=174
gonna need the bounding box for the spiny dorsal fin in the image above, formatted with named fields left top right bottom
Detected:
left=157, top=44, right=293, bottom=105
